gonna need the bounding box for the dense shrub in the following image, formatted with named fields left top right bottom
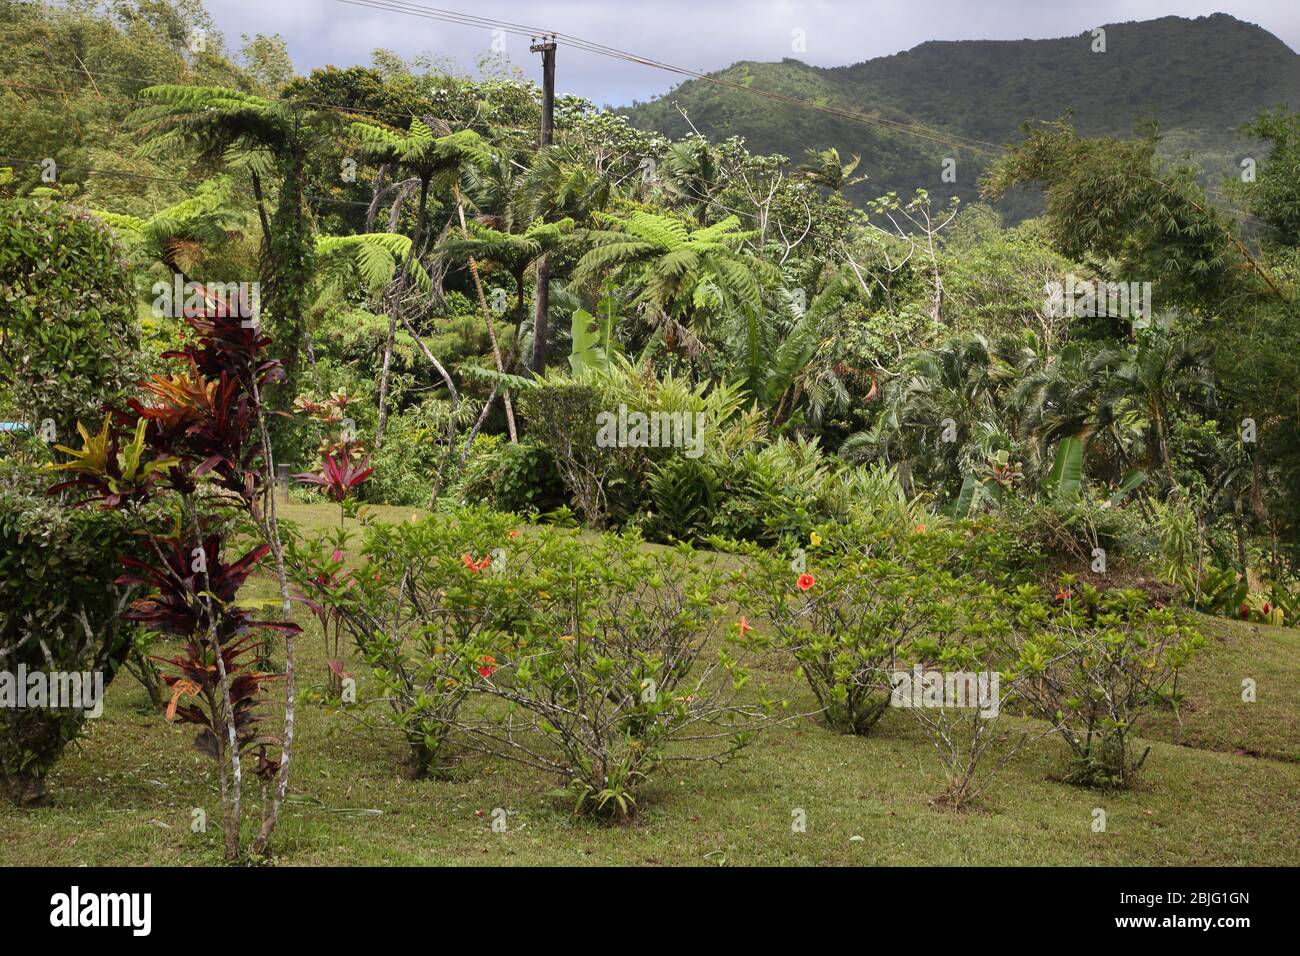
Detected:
left=449, top=435, right=566, bottom=515
left=999, top=493, right=1150, bottom=574
left=518, top=378, right=632, bottom=527
left=0, top=199, right=143, bottom=439
left=293, top=510, right=776, bottom=817
left=0, top=464, right=139, bottom=805
left=1008, top=579, right=1203, bottom=788
left=366, top=399, right=449, bottom=506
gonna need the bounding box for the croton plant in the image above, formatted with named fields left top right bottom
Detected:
left=48, top=306, right=299, bottom=860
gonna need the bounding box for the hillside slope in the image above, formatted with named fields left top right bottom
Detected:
left=621, top=14, right=1300, bottom=219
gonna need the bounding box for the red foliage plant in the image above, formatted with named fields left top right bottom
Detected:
left=47, top=310, right=300, bottom=860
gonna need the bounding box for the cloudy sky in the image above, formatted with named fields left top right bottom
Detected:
left=202, top=1, right=1300, bottom=107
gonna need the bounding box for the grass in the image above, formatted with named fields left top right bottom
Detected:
left=2, top=502, right=1296, bottom=866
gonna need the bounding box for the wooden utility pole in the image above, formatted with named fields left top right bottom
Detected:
left=530, top=34, right=557, bottom=373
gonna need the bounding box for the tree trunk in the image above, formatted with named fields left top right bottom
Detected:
left=364, top=162, right=392, bottom=233
left=457, top=198, right=517, bottom=442
left=532, top=253, right=551, bottom=373
left=376, top=177, right=430, bottom=448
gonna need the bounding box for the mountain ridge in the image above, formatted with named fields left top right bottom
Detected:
left=620, top=13, right=1300, bottom=219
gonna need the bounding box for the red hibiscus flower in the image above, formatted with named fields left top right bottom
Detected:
left=477, top=655, right=498, bottom=678
left=797, top=573, right=815, bottom=591
left=738, top=616, right=752, bottom=635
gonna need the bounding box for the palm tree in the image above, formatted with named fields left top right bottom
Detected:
left=1113, top=334, right=1215, bottom=487
left=844, top=332, right=1027, bottom=497
left=571, top=211, right=778, bottom=354
left=133, top=85, right=327, bottom=384
left=798, top=147, right=867, bottom=192
left=1009, top=339, right=1126, bottom=470
left=515, top=144, right=615, bottom=224
left=347, top=116, right=497, bottom=443
left=658, top=139, right=722, bottom=222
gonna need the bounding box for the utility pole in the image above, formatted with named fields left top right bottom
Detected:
left=530, top=34, right=557, bottom=373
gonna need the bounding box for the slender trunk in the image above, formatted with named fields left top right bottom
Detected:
left=376, top=177, right=430, bottom=448
left=394, top=309, right=463, bottom=507
left=457, top=197, right=517, bottom=442
left=531, top=253, right=551, bottom=373
left=251, top=169, right=272, bottom=250
left=515, top=268, right=528, bottom=356
left=364, top=162, right=392, bottom=233
left=249, top=376, right=296, bottom=859
left=432, top=387, right=496, bottom=507
left=1250, top=456, right=1267, bottom=522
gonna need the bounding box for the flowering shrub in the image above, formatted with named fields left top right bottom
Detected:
left=736, top=540, right=978, bottom=735
left=288, top=507, right=524, bottom=777
left=292, top=513, right=779, bottom=816
left=461, top=530, right=775, bottom=822
left=1008, top=579, right=1204, bottom=788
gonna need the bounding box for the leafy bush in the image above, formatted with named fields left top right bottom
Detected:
left=450, top=435, right=565, bottom=515
left=462, top=529, right=773, bottom=821
left=1009, top=579, right=1204, bottom=788
left=736, top=540, right=987, bottom=735
left=289, top=507, right=522, bottom=777
left=0, top=199, right=143, bottom=440
left=0, top=464, right=139, bottom=805
left=988, top=494, right=1151, bottom=586
left=519, top=378, right=623, bottom=526
left=366, top=399, right=451, bottom=505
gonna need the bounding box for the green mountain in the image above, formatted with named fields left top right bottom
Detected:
left=620, top=13, right=1300, bottom=219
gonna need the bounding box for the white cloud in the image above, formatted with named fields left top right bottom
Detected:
left=203, top=0, right=1300, bottom=106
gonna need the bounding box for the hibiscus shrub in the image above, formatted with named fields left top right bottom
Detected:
left=289, top=507, right=525, bottom=777
left=1008, top=579, right=1204, bottom=789
left=461, top=529, right=775, bottom=822
left=734, top=538, right=983, bottom=735
left=293, top=513, right=778, bottom=817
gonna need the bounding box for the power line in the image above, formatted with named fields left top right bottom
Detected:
left=333, top=0, right=1005, bottom=154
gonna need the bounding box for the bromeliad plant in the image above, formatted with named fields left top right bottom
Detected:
left=294, top=388, right=374, bottom=523
left=47, top=310, right=300, bottom=861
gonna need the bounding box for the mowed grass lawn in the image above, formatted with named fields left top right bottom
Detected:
left=2, top=502, right=1297, bottom=866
